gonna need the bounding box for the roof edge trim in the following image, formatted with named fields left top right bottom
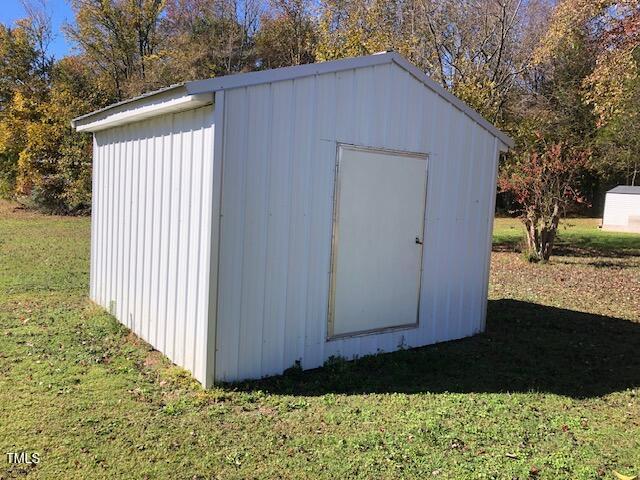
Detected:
left=607, top=185, right=640, bottom=195
left=185, top=54, right=392, bottom=95
left=73, top=92, right=213, bottom=133
left=387, top=53, right=514, bottom=148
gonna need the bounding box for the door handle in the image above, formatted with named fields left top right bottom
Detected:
left=415, top=236, right=423, bottom=245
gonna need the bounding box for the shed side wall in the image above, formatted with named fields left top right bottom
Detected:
left=603, top=193, right=640, bottom=231
left=92, top=105, right=215, bottom=383
left=216, top=64, right=499, bottom=381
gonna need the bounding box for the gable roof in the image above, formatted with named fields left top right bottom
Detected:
left=72, top=52, right=513, bottom=148
left=608, top=185, right=640, bottom=195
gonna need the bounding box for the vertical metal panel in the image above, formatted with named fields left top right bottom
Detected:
left=215, top=87, right=248, bottom=381
left=133, top=133, right=145, bottom=336
left=303, top=77, right=337, bottom=369
left=157, top=115, right=173, bottom=355
left=91, top=105, right=214, bottom=384
left=420, top=93, right=448, bottom=346
left=117, top=132, right=127, bottom=325
left=261, top=81, right=294, bottom=377
left=107, top=138, right=116, bottom=313
left=468, top=130, right=494, bottom=335
left=123, top=125, right=134, bottom=330
left=89, top=136, right=98, bottom=300
left=101, top=132, right=110, bottom=308
left=480, top=137, right=501, bottom=331
left=215, top=62, right=501, bottom=382
left=430, top=97, right=458, bottom=344
left=150, top=119, right=165, bottom=347
left=453, top=118, right=477, bottom=339
left=201, top=92, right=222, bottom=386
left=165, top=115, right=180, bottom=361
left=283, top=77, right=314, bottom=369
left=187, top=109, right=204, bottom=375
left=174, top=114, right=190, bottom=365
left=238, top=83, right=271, bottom=380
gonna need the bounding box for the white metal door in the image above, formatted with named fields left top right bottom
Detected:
left=329, top=145, right=428, bottom=338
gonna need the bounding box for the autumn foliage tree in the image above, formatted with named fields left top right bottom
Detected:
left=160, top=0, right=259, bottom=82
left=499, top=139, right=590, bottom=262
left=1, top=0, right=639, bottom=218
left=0, top=2, right=109, bottom=212
left=0, top=11, right=51, bottom=198
left=536, top=0, right=640, bottom=185
left=584, top=3, right=640, bottom=185
left=316, top=0, right=549, bottom=123
left=15, top=57, right=103, bottom=213
left=66, top=0, right=165, bottom=99
left=255, top=0, right=317, bottom=69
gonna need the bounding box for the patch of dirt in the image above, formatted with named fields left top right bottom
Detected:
left=143, top=350, right=165, bottom=369
left=0, top=199, right=44, bottom=219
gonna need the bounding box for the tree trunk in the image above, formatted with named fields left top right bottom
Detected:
left=522, top=204, right=560, bottom=262
left=523, top=213, right=540, bottom=261
left=540, top=204, right=560, bottom=262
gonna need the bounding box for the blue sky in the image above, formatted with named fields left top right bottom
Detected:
left=1, top=0, right=75, bottom=59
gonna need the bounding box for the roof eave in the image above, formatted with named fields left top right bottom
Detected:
left=71, top=83, right=188, bottom=127
left=73, top=92, right=213, bottom=133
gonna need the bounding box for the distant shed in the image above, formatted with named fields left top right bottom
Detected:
left=72, top=52, right=513, bottom=386
left=602, top=186, right=640, bottom=233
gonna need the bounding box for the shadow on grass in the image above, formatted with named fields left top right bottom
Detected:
left=559, top=258, right=640, bottom=269
left=231, top=300, right=640, bottom=399
left=493, top=233, right=640, bottom=258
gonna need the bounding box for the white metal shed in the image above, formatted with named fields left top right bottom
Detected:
left=72, top=52, right=513, bottom=386
left=602, top=185, right=640, bottom=233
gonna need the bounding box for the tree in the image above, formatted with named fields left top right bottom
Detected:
left=496, top=0, right=599, bottom=225
left=160, top=0, right=259, bottom=81
left=19, top=0, right=54, bottom=80
left=0, top=1, right=107, bottom=211
left=255, top=0, right=317, bottom=69
left=15, top=56, right=104, bottom=213
left=66, top=0, right=164, bottom=99
left=499, top=138, right=590, bottom=262
left=0, top=89, right=35, bottom=197
left=0, top=7, right=51, bottom=198
left=315, top=0, right=550, bottom=124
left=315, top=0, right=390, bottom=61
left=1, top=0, right=636, bottom=217
left=583, top=3, right=640, bottom=185
left=535, top=0, right=640, bottom=186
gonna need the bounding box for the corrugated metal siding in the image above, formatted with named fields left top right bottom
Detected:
left=91, top=105, right=215, bottom=383
left=603, top=193, right=640, bottom=228
left=215, top=63, right=500, bottom=382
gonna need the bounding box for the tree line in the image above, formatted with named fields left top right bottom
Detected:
left=1, top=0, right=639, bottom=256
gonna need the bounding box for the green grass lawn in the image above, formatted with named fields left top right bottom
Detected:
left=493, top=217, right=640, bottom=257
left=1, top=201, right=639, bottom=479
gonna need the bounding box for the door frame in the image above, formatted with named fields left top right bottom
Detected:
left=326, top=143, right=429, bottom=341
